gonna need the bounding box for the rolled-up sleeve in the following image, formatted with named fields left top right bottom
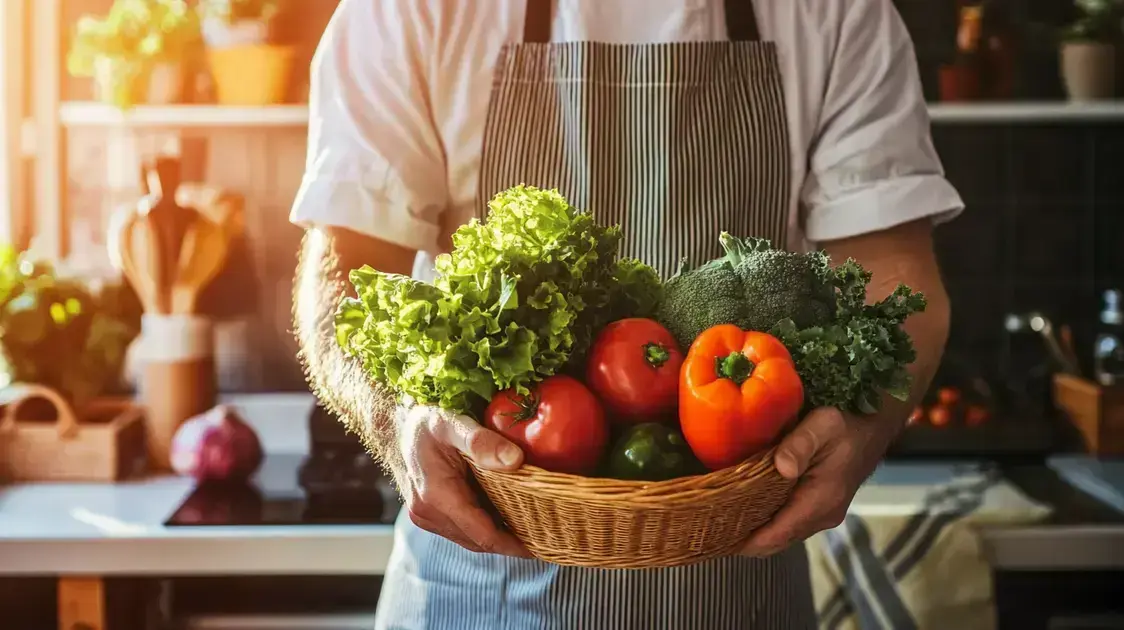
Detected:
left=289, top=0, right=446, bottom=253
left=801, top=0, right=964, bottom=243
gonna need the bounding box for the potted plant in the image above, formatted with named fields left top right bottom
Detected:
left=1060, top=0, right=1123, bottom=100
left=66, top=0, right=202, bottom=109
left=198, top=0, right=294, bottom=105
left=0, top=246, right=142, bottom=409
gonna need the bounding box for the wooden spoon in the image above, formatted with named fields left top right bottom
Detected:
left=118, top=212, right=162, bottom=314
left=171, top=217, right=230, bottom=314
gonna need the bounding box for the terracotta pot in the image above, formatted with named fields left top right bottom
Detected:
left=1061, top=41, right=1116, bottom=101
left=93, top=57, right=184, bottom=108
left=146, top=63, right=185, bottom=104
left=939, top=64, right=982, bottom=102
left=206, top=45, right=295, bottom=105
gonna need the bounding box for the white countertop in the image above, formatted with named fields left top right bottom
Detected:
left=0, top=394, right=396, bottom=576
left=1, top=394, right=1122, bottom=576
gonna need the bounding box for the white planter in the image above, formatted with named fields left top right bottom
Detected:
left=1061, top=41, right=1117, bottom=101
left=124, top=317, right=259, bottom=392
left=93, top=58, right=183, bottom=107
left=203, top=17, right=269, bottom=49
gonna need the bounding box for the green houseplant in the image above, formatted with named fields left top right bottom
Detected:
left=66, top=0, right=201, bottom=109
left=0, top=246, right=142, bottom=409
left=1060, top=0, right=1123, bottom=100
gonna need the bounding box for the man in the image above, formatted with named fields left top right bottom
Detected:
left=292, top=0, right=962, bottom=628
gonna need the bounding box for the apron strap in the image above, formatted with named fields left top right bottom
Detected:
left=522, top=0, right=761, bottom=43
left=523, top=0, right=553, bottom=43
left=724, top=0, right=761, bottom=42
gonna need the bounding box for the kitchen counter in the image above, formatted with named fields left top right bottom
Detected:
left=982, top=463, right=1124, bottom=571
left=1, top=395, right=1123, bottom=577
left=0, top=475, right=395, bottom=576
left=0, top=394, right=395, bottom=576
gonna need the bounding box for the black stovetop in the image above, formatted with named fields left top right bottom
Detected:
left=165, top=453, right=401, bottom=527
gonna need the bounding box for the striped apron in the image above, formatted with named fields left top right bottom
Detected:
left=374, top=0, right=815, bottom=628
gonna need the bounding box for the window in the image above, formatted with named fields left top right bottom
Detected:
left=0, top=0, right=29, bottom=249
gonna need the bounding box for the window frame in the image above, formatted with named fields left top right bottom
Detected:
left=0, top=0, right=28, bottom=248
left=30, top=0, right=63, bottom=259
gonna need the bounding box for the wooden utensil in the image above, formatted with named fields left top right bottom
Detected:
left=172, top=217, right=230, bottom=314
left=117, top=212, right=162, bottom=313
left=1060, top=324, right=1082, bottom=376
left=175, top=183, right=246, bottom=238
left=138, top=158, right=200, bottom=314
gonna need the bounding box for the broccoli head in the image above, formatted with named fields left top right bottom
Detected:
left=724, top=234, right=836, bottom=332
left=656, top=257, right=750, bottom=349
left=654, top=233, right=837, bottom=349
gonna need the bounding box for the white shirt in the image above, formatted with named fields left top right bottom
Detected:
left=290, top=0, right=964, bottom=268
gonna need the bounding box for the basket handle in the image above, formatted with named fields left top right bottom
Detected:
left=0, top=384, right=81, bottom=439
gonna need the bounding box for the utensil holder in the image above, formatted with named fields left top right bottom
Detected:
left=138, top=315, right=216, bottom=471
left=1054, top=373, right=1124, bottom=456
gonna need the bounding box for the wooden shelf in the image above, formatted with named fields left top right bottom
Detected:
left=59, top=102, right=310, bottom=128
left=56, top=100, right=1124, bottom=129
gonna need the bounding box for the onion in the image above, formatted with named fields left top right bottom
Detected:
left=170, top=405, right=263, bottom=482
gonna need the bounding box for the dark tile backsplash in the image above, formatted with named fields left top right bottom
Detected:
left=932, top=123, right=1124, bottom=377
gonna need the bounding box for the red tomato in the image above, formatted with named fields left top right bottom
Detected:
left=965, top=405, right=990, bottom=427
left=937, top=387, right=961, bottom=406
left=928, top=405, right=953, bottom=428
left=586, top=318, right=684, bottom=423
left=484, top=375, right=608, bottom=475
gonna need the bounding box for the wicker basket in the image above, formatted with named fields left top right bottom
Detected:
left=468, top=447, right=794, bottom=569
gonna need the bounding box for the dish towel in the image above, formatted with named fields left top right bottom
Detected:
left=806, top=462, right=1052, bottom=630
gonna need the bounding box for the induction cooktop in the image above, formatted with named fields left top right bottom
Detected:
left=164, top=453, right=401, bottom=527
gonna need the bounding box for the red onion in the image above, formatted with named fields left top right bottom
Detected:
left=170, top=405, right=263, bottom=483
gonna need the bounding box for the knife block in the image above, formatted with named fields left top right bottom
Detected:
left=1053, top=373, right=1124, bottom=456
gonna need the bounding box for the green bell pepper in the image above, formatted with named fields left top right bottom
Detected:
left=606, top=422, right=702, bottom=482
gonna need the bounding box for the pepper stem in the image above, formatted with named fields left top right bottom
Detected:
left=716, top=352, right=755, bottom=385
left=644, top=342, right=671, bottom=368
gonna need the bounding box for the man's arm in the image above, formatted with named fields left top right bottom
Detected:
left=822, top=218, right=951, bottom=450
left=294, top=226, right=417, bottom=474
left=741, top=220, right=951, bottom=556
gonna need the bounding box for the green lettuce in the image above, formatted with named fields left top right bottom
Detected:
left=335, top=185, right=662, bottom=414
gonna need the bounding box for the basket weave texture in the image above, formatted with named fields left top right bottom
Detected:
left=468, top=447, right=794, bottom=569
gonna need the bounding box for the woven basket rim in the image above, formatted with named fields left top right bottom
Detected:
left=466, top=447, right=781, bottom=509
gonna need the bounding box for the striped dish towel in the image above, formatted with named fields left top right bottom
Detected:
left=807, top=462, right=1052, bottom=630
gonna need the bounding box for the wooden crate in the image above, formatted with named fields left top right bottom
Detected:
left=0, top=384, right=146, bottom=482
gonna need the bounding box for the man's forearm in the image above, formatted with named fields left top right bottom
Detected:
left=865, top=285, right=950, bottom=448
left=823, top=220, right=952, bottom=450
left=293, top=227, right=408, bottom=475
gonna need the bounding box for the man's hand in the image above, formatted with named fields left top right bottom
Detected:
left=738, top=219, right=952, bottom=556
left=397, top=402, right=532, bottom=557
left=740, top=407, right=889, bottom=556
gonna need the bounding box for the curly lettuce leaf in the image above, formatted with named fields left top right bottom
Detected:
left=335, top=185, right=663, bottom=414
left=770, top=258, right=926, bottom=416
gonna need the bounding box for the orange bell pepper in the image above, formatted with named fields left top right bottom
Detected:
left=680, top=324, right=804, bottom=470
